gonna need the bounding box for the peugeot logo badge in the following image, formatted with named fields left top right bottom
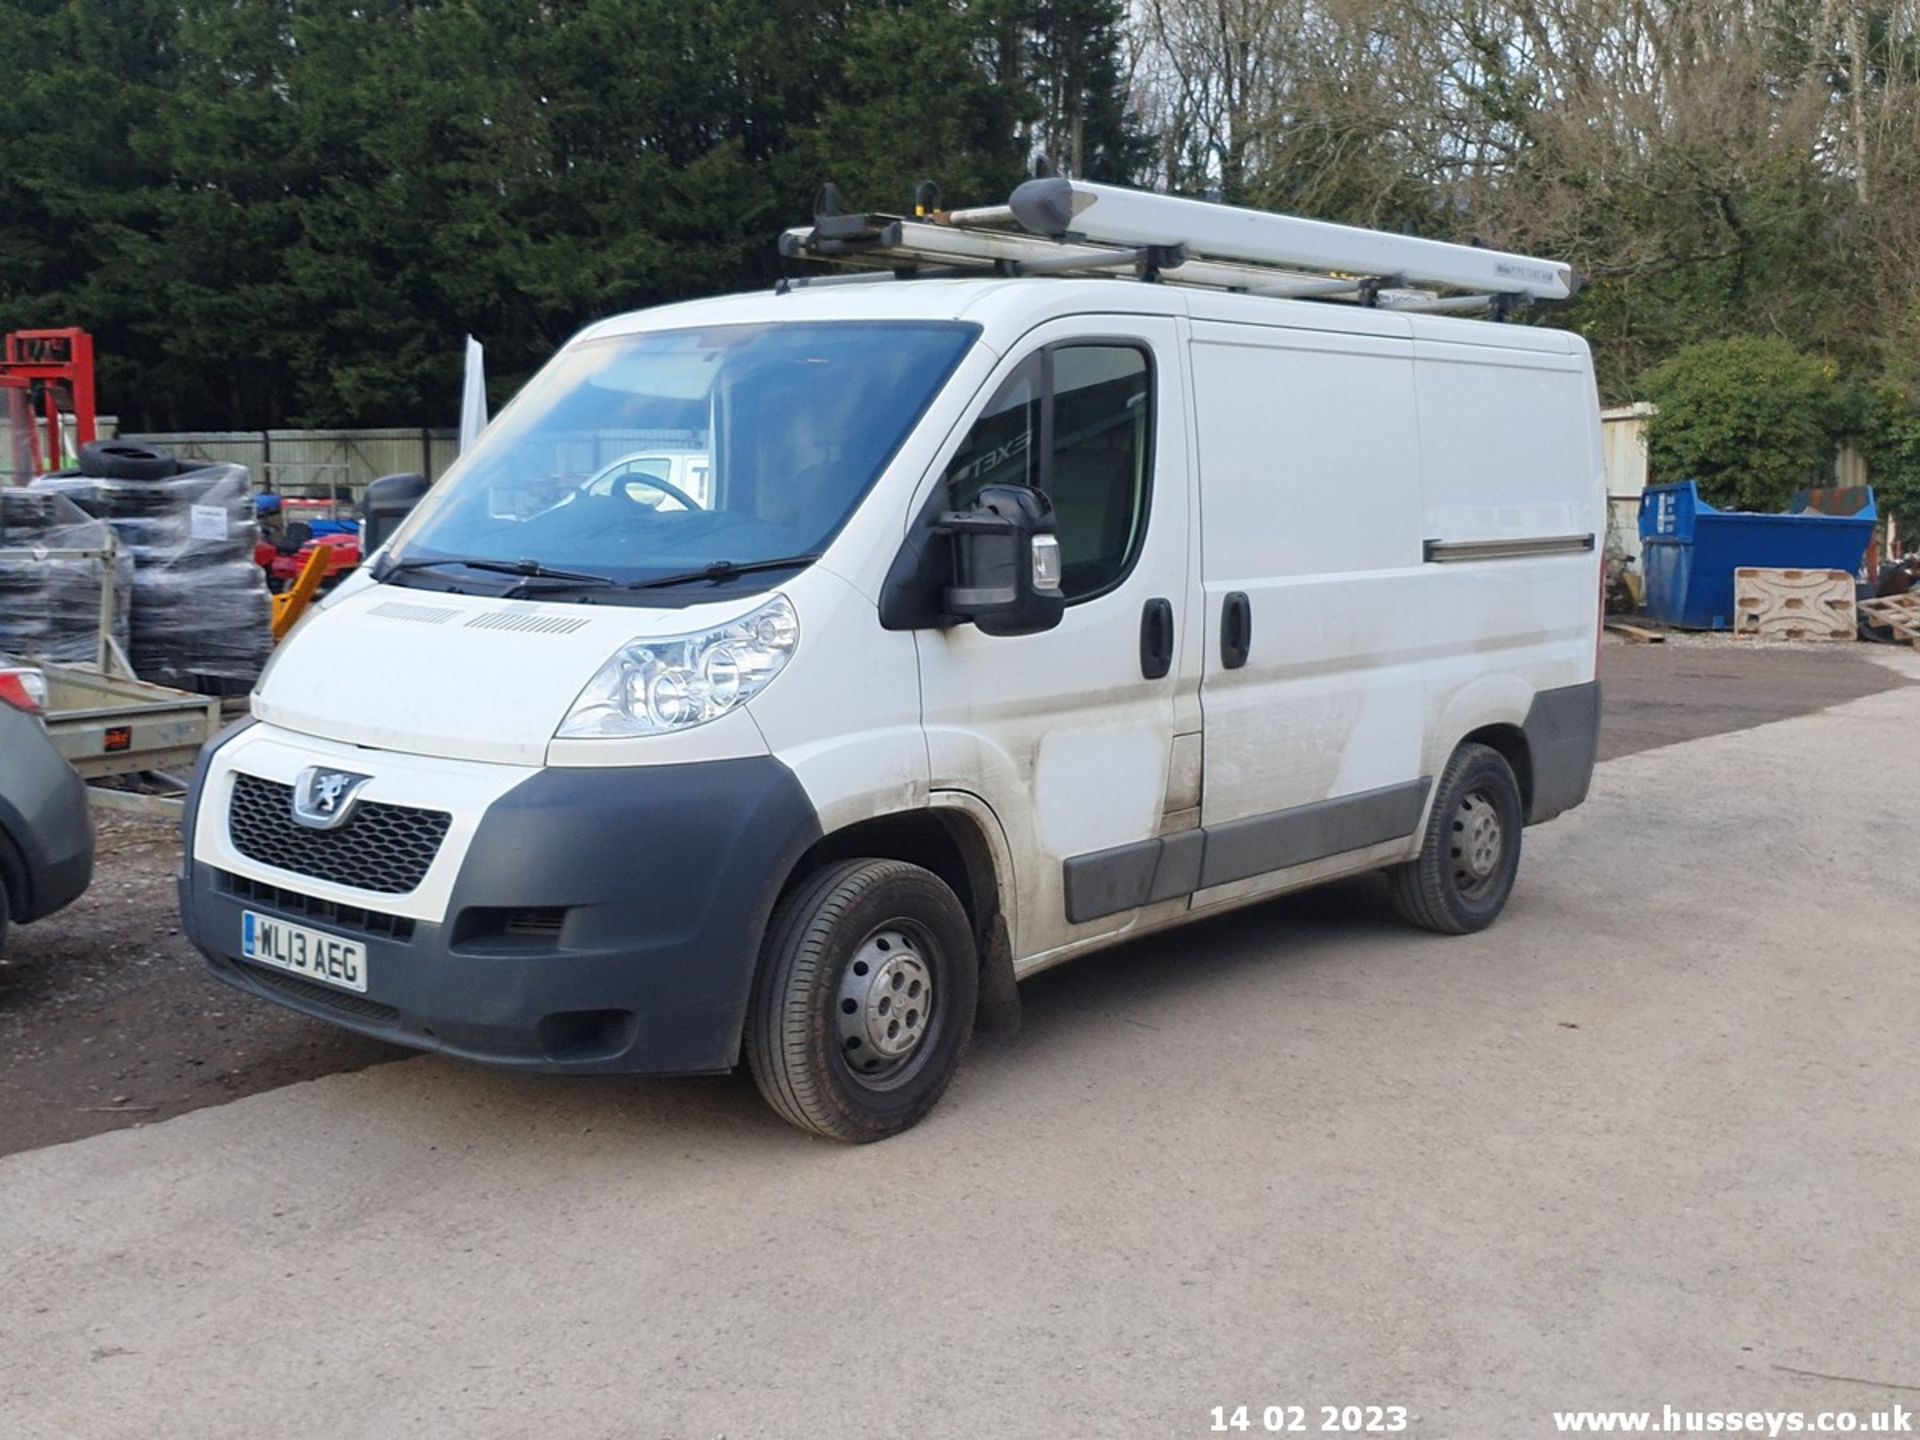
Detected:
left=290, top=766, right=373, bottom=830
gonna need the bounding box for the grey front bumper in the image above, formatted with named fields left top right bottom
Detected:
left=181, top=746, right=823, bottom=1075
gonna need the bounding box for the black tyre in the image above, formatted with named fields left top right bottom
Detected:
left=1387, top=743, right=1524, bottom=935
left=77, top=441, right=179, bottom=482
left=1, top=489, right=64, bottom=533
left=0, top=868, right=10, bottom=956
left=746, top=858, right=977, bottom=1142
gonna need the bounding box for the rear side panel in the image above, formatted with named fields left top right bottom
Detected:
left=1178, top=302, right=1602, bottom=921
left=1411, top=323, right=1604, bottom=818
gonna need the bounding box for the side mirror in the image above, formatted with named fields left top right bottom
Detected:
left=360, top=472, right=430, bottom=553
left=940, top=484, right=1066, bottom=637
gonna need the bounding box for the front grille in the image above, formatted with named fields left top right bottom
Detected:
left=216, top=870, right=417, bottom=941
left=230, top=958, right=400, bottom=1027
left=227, top=772, right=450, bottom=894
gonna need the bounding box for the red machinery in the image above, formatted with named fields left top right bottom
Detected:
left=1, top=329, right=98, bottom=481
left=253, top=528, right=362, bottom=589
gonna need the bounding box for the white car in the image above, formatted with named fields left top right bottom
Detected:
left=581, top=450, right=713, bottom=510
left=181, top=183, right=1603, bottom=1141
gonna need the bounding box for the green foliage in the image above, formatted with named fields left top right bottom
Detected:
left=0, top=0, right=1123, bottom=428
left=0, top=0, right=1909, bottom=488
left=1639, top=339, right=1839, bottom=511
left=1855, top=385, right=1920, bottom=533
left=1018, top=0, right=1148, bottom=182
left=1551, top=156, right=1863, bottom=404
left=806, top=0, right=1031, bottom=215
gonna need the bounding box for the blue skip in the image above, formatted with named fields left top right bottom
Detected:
left=1638, top=482, right=1878, bottom=631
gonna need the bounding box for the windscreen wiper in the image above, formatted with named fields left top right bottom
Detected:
left=380, top=555, right=616, bottom=588
left=625, top=553, right=823, bottom=590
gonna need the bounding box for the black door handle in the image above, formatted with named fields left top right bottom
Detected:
left=1139, top=597, right=1173, bottom=679
left=1220, top=591, right=1252, bottom=669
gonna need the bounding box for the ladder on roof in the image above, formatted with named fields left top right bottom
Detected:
left=779, top=178, right=1578, bottom=319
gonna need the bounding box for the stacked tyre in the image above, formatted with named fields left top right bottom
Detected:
left=0, top=487, right=133, bottom=665
left=0, top=491, right=58, bottom=658
left=33, top=443, right=272, bottom=692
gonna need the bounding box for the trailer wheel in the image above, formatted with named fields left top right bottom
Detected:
left=746, top=858, right=976, bottom=1143
left=78, top=441, right=179, bottom=482
left=1387, top=743, right=1524, bottom=935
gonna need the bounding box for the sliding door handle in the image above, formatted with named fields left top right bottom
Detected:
left=1220, top=591, right=1252, bottom=670
left=1140, top=597, right=1174, bottom=679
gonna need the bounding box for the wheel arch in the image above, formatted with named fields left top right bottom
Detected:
left=1434, top=675, right=1600, bottom=827
left=775, top=799, right=1020, bottom=1031
left=0, top=816, right=30, bottom=922
left=1430, top=671, right=1539, bottom=826
left=1458, top=722, right=1534, bottom=818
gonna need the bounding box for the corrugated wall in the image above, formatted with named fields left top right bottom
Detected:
left=111, top=428, right=460, bottom=499
left=1601, top=404, right=1654, bottom=560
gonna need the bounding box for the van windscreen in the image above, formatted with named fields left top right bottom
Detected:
left=384, top=321, right=977, bottom=594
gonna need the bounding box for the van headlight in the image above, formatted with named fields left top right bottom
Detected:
left=557, top=595, right=799, bottom=737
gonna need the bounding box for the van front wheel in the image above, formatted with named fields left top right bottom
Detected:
left=1387, top=743, right=1524, bottom=935
left=746, top=858, right=977, bottom=1142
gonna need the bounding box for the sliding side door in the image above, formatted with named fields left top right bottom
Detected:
left=1188, top=306, right=1431, bottom=908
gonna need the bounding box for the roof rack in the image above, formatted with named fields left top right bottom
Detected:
left=778, top=178, right=1578, bottom=319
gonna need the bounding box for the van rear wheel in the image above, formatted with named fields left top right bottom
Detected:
left=1387, top=743, right=1524, bottom=935
left=745, top=858, right=977, bottom=1142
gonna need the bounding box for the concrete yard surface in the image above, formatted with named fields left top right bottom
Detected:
left=3, top=654, right=1919, bottom=1439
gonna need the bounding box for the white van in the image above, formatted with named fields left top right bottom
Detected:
left=181, top=183, right=1602, bottom=1141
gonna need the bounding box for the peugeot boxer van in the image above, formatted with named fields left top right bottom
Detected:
left=180, top=184, right=1602, bottom=1141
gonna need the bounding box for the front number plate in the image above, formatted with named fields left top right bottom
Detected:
left=241, top=911, right=369, bottom=994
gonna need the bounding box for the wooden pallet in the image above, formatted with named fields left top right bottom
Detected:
left=1857, top=593, right=1920, bottom=645
left=1604, top=620, right=1665, bottom=644
left=1731, top=567, right=1854, bottom=641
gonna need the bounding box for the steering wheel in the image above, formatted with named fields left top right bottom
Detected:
left=614, top=473, right=702, bottom=512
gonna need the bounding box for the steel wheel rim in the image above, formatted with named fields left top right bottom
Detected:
left=1449, top=790, right=1504, bottom=899
left=834, top=923, right=939, bottom=1091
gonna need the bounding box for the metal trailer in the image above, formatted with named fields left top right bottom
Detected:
left=39, top=663, right=219, bottom=783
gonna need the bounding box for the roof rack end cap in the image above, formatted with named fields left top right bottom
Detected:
left=1009, top=177, right=1079, bottom=238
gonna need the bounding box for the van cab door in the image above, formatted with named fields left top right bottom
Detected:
left=915, top=316, right=1198, bottom=964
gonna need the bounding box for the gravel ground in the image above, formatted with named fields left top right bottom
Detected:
left=1596, top=632, right=1911, bottom=757
left=0, top=815, right=400, bottom=1156
left=0, top=634, right=1910, bottom=1159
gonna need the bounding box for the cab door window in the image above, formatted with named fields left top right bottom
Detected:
left=943, top=344, right=1152, bottom=602
left=945, top=355, right=1041, bottom=507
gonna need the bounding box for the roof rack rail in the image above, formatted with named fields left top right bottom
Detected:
left=778, top=178, right=1578, bottom=319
